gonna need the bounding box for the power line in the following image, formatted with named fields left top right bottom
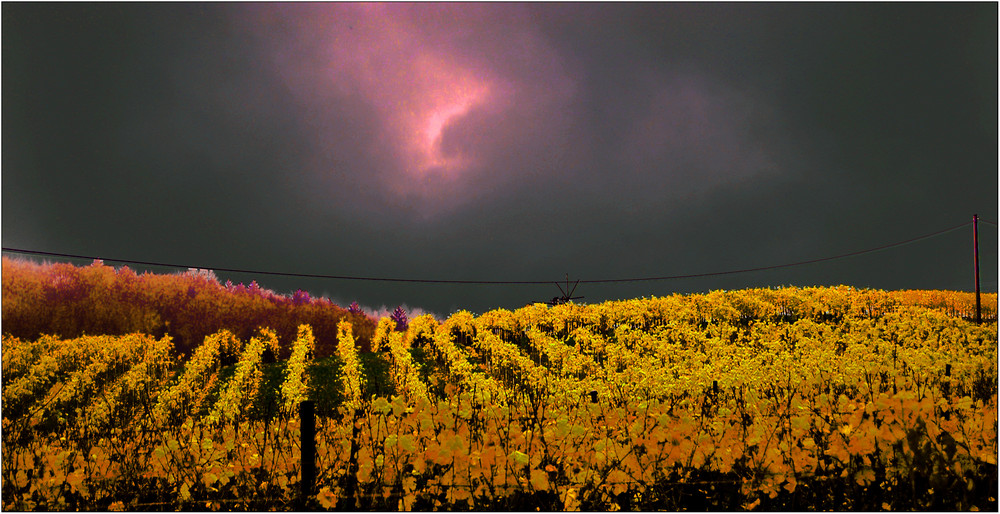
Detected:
left=0, top=248, right=546, bottom=285
left=0, top=220, right=976, bottom=286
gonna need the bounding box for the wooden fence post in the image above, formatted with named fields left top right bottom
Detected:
left=300, top=401, right=316, bottom=506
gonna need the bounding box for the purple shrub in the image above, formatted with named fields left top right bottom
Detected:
left=349, top=301, right=363, bottom=316
left=292, top=289, right=311, bottom=306
left=390, top=305, right=408, bottom=332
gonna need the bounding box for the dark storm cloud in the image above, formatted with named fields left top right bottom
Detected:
left=3, top=4, right=313, bottom=263
left=3, top=3, right=996, bottom=316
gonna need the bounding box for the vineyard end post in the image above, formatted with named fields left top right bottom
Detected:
left=300, top=400, right=317, bottom=507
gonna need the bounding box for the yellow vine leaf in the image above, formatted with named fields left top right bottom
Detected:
left=317, top=487, right=337, bottom=509
left=854, top=468, right=875, bottom=486
left=530, top=469, right=548, bottom=491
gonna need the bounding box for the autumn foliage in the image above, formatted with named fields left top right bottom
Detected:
left=2, top=283, right=998, bottom=510
left=1, top=257, right=374, bottom=358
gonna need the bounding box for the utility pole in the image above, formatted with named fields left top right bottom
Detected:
left=974, top=214, right=981, bottom=324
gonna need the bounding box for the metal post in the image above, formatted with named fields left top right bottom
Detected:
left=974, top=214, right=981, bottom=324
left=300, top=401, right=316, bottom=505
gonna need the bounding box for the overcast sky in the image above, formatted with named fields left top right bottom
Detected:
left=3, top=3, right=997, bottom=317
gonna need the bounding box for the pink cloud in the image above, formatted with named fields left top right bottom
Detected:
left=246, top=4, right=577, bottom=217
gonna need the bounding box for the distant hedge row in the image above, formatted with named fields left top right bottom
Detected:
left=1, top=257, right=375, bottom=358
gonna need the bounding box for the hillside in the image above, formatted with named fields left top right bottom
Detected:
left=2, top=281, right=997, bottom=510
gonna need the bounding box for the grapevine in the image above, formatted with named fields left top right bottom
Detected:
left=1, top=286, right=996, bottom=510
